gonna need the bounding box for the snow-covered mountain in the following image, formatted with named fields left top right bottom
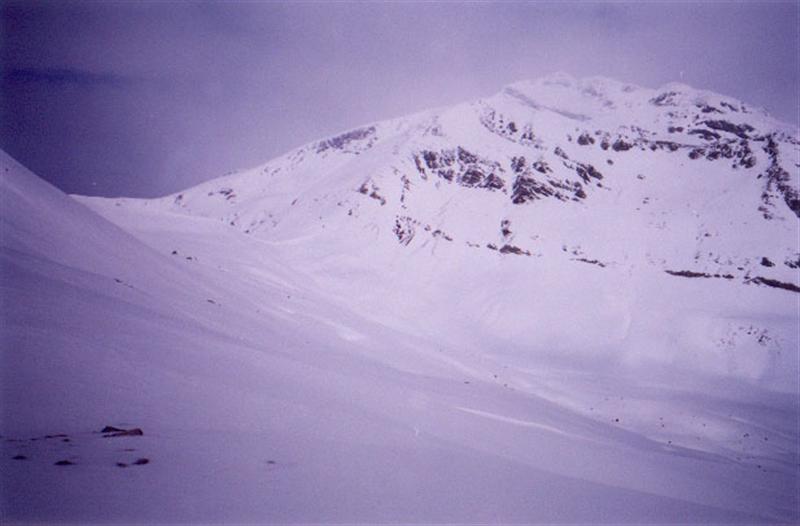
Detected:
left=83, top=72, right=799, bottom=384
left=3, top=73, right=798, bottom=523
left=108, top=72, right=798, bottom=282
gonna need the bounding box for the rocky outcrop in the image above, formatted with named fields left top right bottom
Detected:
left=413, top=147, right=506, bottom=191
left=759, top=135, right=799, bottom=219
left=316, top=126, right=377, bottom=154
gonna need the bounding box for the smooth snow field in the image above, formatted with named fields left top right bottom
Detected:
left=2, top=75, right=798, bottom=524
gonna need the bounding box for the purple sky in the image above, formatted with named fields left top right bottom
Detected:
left=1, top=1, right=798, bottom=198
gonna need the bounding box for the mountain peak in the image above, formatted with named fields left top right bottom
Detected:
left=497, top=74, right=789, bottom=129
left=504, top=73, right=641, bottom=100
left=79, top=74, right=800, bottom=298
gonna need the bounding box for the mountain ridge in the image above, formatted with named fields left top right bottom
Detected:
left=79, top=74, right=799, bottom=294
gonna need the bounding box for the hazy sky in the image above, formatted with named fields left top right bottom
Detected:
left=1, top=1, right=798, bottom=197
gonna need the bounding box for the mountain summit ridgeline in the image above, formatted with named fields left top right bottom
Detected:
left=105, top=73, right=798, bottom=290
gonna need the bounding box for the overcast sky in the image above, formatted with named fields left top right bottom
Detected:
left=1, top=1, right=798, bottom=198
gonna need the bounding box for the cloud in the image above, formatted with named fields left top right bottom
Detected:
left=2, top=67, right=138, bottom=89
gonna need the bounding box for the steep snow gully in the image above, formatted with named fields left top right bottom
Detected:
left=2, top=74, right=798, bottom=523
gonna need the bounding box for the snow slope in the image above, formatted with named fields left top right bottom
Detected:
left=3, top=73, right=800, bottom=523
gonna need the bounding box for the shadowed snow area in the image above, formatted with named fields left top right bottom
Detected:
left=2, top=74, right=798, bottom=523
